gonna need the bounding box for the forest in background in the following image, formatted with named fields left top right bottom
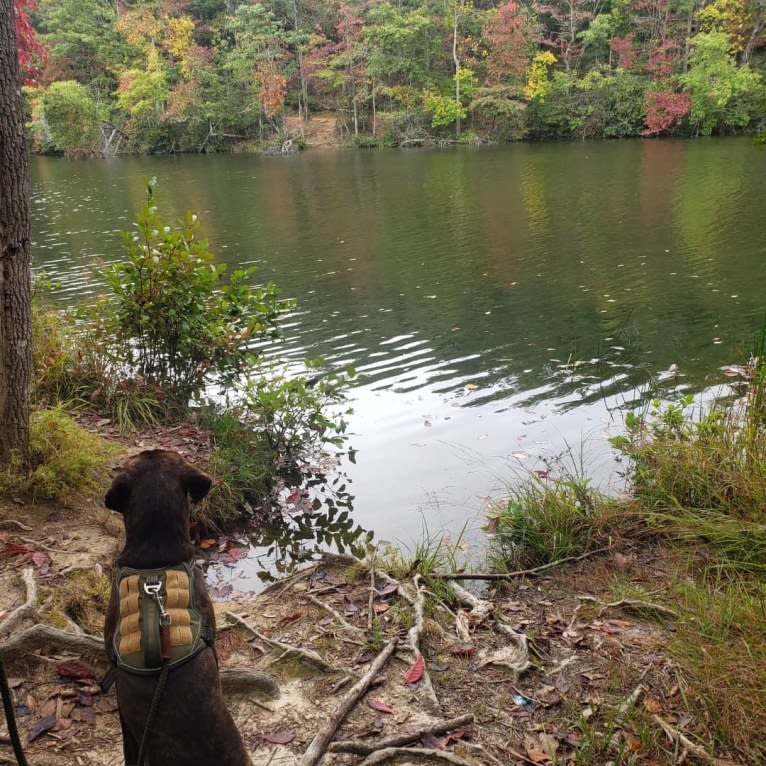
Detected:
left=12, top=0, right=766, bottom=154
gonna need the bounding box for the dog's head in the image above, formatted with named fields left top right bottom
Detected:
left=106, top=449, right=212, bottom=568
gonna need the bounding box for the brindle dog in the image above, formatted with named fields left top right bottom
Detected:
left=104, top=449, right=251, bottom=766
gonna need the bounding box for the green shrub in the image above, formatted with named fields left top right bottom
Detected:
left=196, top=358, right=355, bottom=528
left=91, top=178, right=289, bottom=404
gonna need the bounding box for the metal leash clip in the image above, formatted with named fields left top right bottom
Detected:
left=143, top=578, right=172, bottom=627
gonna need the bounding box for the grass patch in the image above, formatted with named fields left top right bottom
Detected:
left=0, top=405, right=120, bottom=503
left=669, top=571, right=766, bottom=762
left=487, top=473, right=616, bottom=570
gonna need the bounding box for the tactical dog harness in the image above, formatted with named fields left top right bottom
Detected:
left=112, top=561, right=211, bottom=674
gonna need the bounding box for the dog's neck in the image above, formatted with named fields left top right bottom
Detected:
left=118, top=504, right=195, bottom=569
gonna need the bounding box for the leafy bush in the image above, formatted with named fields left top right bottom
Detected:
left=91, top=179, right=289, bottom=403
left=196, top=358, right=355, bottom=528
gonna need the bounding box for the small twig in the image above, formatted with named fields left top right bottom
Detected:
left=431, top=547, right=611, bottom=580
left=306, top=593, right=364, bottom=634
left=460, top=742, right=507, bottom=766
left=577, top=595, right=679, bottom=620
left=224, top=611, right=339, bottom=673
left=16, top=535, right=74, bottom=555
left=329, top=713, right=474, bottom=754
left=0, top=519, right=33, bottom=532
left=652, top=715, right=740, bottom=766
left=299, top=638, right=398, bottom=766
left=355, top=747, right=478, bottom=765
left=0, top=568, right=39, bottom=637
left=608, top=684, right=644, bottom=750
left=367, top=549, right=376, bottom=631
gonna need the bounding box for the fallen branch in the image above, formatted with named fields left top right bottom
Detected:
left=300, top=638, right=398, bottom=766
left=225, top=611, right=339, bottom=674
left=652, top=715, right=740, bottom=766
left=0, top=624, right=103, bottom=661
left=431, top=548, right=611, bottom=580
left=355, top=746, right=478, bottom=765
left=329, top=713, right=473, bottom=755
left=0, top=568, right=38, bottom=637
left=0, top=519, right=33, bottom=532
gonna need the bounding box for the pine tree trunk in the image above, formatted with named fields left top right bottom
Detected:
left=0, top=0, right=32, bottom=462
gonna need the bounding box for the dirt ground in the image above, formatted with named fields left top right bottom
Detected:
left=0, top=477, right=730, bottom=766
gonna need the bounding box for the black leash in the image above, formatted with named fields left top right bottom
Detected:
left=0, top=652, right=29, bottom=766
left=134, top=659, right=170, bottom=766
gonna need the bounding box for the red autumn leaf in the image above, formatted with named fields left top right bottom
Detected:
left=403, top=653, right=425, bottom=684
left=279, top=611, right=303, bottom=623
left=0, top=545, right=33, bottom=557
left=262, top=730, right=295, bottom=745
left=367, top=698, right=394, bottom=714
left=420, top=731, right=443, bottom=749
left=31, top=550, right=50, bottom=568
left=450, top=645, right=476, bottom=657
left=27, top=713, right=57, bottom=742
left=57, top=661, right=96, bottom=680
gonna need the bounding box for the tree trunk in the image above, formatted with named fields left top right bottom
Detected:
left=452, top=0, right=461, bottom=139
left=0, top=0, right=32, bottom=463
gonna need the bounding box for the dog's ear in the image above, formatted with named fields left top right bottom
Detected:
left=183, top=465, right=212, bottom=503
left=105, top=475, right=131, bottom=513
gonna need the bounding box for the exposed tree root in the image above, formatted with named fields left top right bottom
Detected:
left=577, top=594, right=679, bottom=620
left=300, top=638, right=398, bottom=766
left=431, top=547, right=611, bottom=580
left=0, top=568, right=38, bottom=637
left=225, top=610, right=340, bottom=674
left=354, top=746, right=480, bottom=765
left=328, top=713, right=474, bottom=755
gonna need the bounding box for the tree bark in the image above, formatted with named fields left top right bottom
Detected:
left=0, top=0, right=32, bottom=463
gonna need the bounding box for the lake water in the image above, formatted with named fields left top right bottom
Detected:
left=30, top=139, right=766, bottom=585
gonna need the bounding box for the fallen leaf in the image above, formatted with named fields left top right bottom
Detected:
left=450, top=645, right=476, bottom=657
left=367, top=699, right=394, bottom=714
left=375, top=583, right=399, bottom=598
left=278, top=611, right=303, bottom=623
left=403, top=654, right=425, bottom=685
left=261, top=730, right=295, bottom=745
left=198, top=538, right=217, bottom=549
left=27, top=713, right=57, bottom=743
left=31, top=550, right=50, bottom=568
left=0, top=544, right=33, bottom=557
left=420, top=731, right=443, bottom=749
left=57, top=661, right=95, bottom=680
left=372, top=602, right=390, bottom=615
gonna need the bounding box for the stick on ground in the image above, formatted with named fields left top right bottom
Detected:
left=329, top=713, right=473, bottom=755
left=300, top=638, right=398, bottom=766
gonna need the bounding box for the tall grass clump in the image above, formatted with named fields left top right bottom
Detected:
left=610, top=322, right=766, bottom=570
left=487, top=472, right=614, bottom=570
left=0, top=405, right=120, bottom=503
